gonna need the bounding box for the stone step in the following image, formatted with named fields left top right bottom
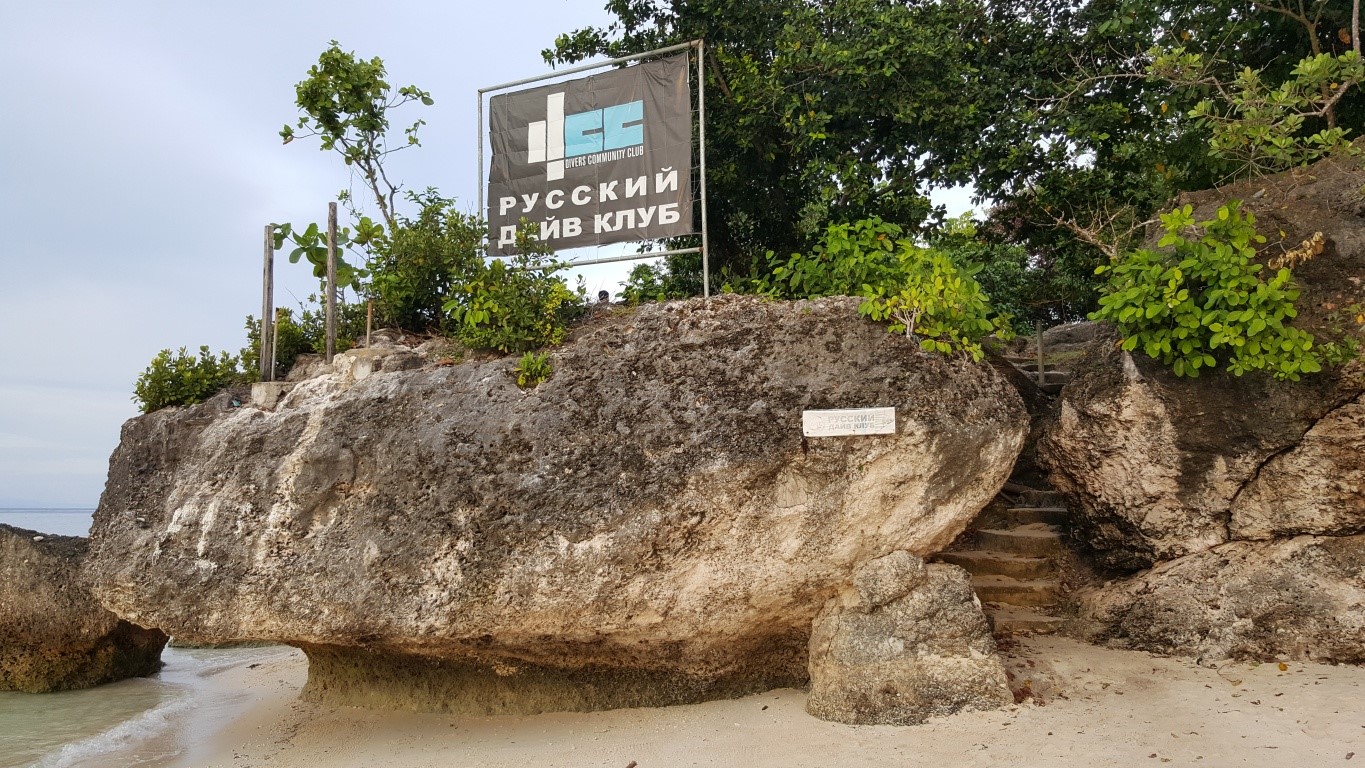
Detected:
left=973, top=576, right=1061, bottom=607
left=1005, top=506, right=1070, bottom=526
left=1015, top=489, right=1067, bottom=508
left=976, top=524, right=1067, bottom=557
left=985, top=605, right=1064, bottom=635
left=935, top=550, right=1055, bottom=580
left=1002, top=357, right=1060, bottom=371
left=1040, top=381, right=1066, bottom=395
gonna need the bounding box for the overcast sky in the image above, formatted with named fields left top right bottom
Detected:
left=0, top=1, right=631, bottom=507
left=0, top=1, right=973, bottom=509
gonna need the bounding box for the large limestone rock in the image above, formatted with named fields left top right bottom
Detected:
left=85, top=296, right=1028, bottom=713
left=0, top=525, right=166, bottom=692
left=1039, top=157, right=1365, bottom=572
left=1037, top=329, right=1345, bottom=570
left=1040, top=157, right=1365, bottom=664
left=1077, top=535, right=1365, bottom=663
left=807, top=552, right=1012, bottom=725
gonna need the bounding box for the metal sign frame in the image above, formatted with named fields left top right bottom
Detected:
left=477, top=40, right=710, bottom=296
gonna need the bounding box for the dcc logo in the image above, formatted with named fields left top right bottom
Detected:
left=528, top=93, right=645, bottom=181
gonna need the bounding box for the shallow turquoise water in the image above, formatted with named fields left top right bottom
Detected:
left=2, top=646, right=294, bottom=768
left=2, top=511, right=291, bottom=767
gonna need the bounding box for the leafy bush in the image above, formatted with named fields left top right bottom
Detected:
left=242, top=297, right=368, bottom=381
left=617, top=249, right=707, bottom=304
left=755, top=217, right=905, bottom=299
left=859, top=251, right=1012, bottom=361
left=1091, top=201, right=1324, bottom=380
left=133, top=346, right=241, bottom=413
left=368, top=190, right=483, bottom=332
left=442, top=227, right=581, bottom=353
left=513, top=351, right=553, bottom=388
left=741, top=217, right=1011, bottom=359
left=273, top=221, right=369, bottom=292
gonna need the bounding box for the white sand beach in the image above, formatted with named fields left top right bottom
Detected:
left=121, top=636, right=1365, bottom=768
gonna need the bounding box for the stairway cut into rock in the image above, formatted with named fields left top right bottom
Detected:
left=935, top=488, right=1072, bottom=635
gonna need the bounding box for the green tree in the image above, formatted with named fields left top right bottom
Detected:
left=281, top=40, right=433, bottom=229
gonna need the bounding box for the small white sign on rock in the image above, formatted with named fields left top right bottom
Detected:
left=802, top=407, right=897, bottom=437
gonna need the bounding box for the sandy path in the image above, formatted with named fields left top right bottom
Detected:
left=188, top=637, right=1365, bottom=767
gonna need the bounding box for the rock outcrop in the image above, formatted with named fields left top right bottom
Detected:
left=1037, top=329, right=1348, bottom=570
left=807, top=552, right=1012, bottom=725
left=1, top=525, right=166, bottom=692
left=85, top=296, right=1028, bottom=714
left=1077, top=535, right=1365, bottom=663
left=1039, top=156, right=1365, bottom=662
left=1229, top=395, right=1365, bottom=539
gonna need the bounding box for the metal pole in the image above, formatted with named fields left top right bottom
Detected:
left=696, top=40, right=711, bottom=299
left=477, top=88, right=485, bottom=231
left=564, top=246, right=700, bottom=269
left=326, top=202, right=337, bottom=364
left=260, top=224, right=275, bottom=382
left=1036, top=321, right=1045, bottom=386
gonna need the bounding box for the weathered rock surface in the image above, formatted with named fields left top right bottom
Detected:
left=807, top=552, right=1012, bottom=725
left=1230, top=394, right=1365, bottom=539
left=1037, top=328, right=1349, bottom=570
left=85, top=296, right=1028, bottom=714
left=1076, top=535, right=1365, bottom=663
left=1, top=525, right=166, bottom=692
left=1037, top=157, right=1365, bottom=664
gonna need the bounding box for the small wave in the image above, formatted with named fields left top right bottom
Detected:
left=30, top=690, right=196, bottom=768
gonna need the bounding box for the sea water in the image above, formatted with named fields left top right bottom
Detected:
left=1, top=646, right=296, bottom=768
left=0, top=509, right=94, bottom=537
left=0, top=510, right=293, bottom=767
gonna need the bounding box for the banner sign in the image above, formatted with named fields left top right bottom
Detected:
left=487, top=53, right=694, bottom=254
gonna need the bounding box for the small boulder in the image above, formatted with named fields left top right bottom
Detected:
left=807, top=554, right=1012, bottom=725
left=0, top=525, right=166, bottom=692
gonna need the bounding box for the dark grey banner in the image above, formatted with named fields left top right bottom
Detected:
left=487, top=53, right=694, bottom=254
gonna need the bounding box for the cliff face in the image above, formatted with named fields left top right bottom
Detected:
left=1, top=525, right=166, bottom=692
left=85, top=296, right=1028, bottom=714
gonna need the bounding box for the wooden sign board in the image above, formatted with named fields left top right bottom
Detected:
left=802, top=407, right=897, bottom=437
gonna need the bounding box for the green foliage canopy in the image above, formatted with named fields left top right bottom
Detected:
left=747, top=216, right=1012, bottom=360
left=556, top=1, right=1365, bottom=324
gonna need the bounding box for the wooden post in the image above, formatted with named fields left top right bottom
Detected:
left=366, top=299, right=373, bottom=348
left=1035, top=321, right=1046, bottom=386
left=260, top=224, right=275, bottom=382
left=326, top=202, right=338, bottom=364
